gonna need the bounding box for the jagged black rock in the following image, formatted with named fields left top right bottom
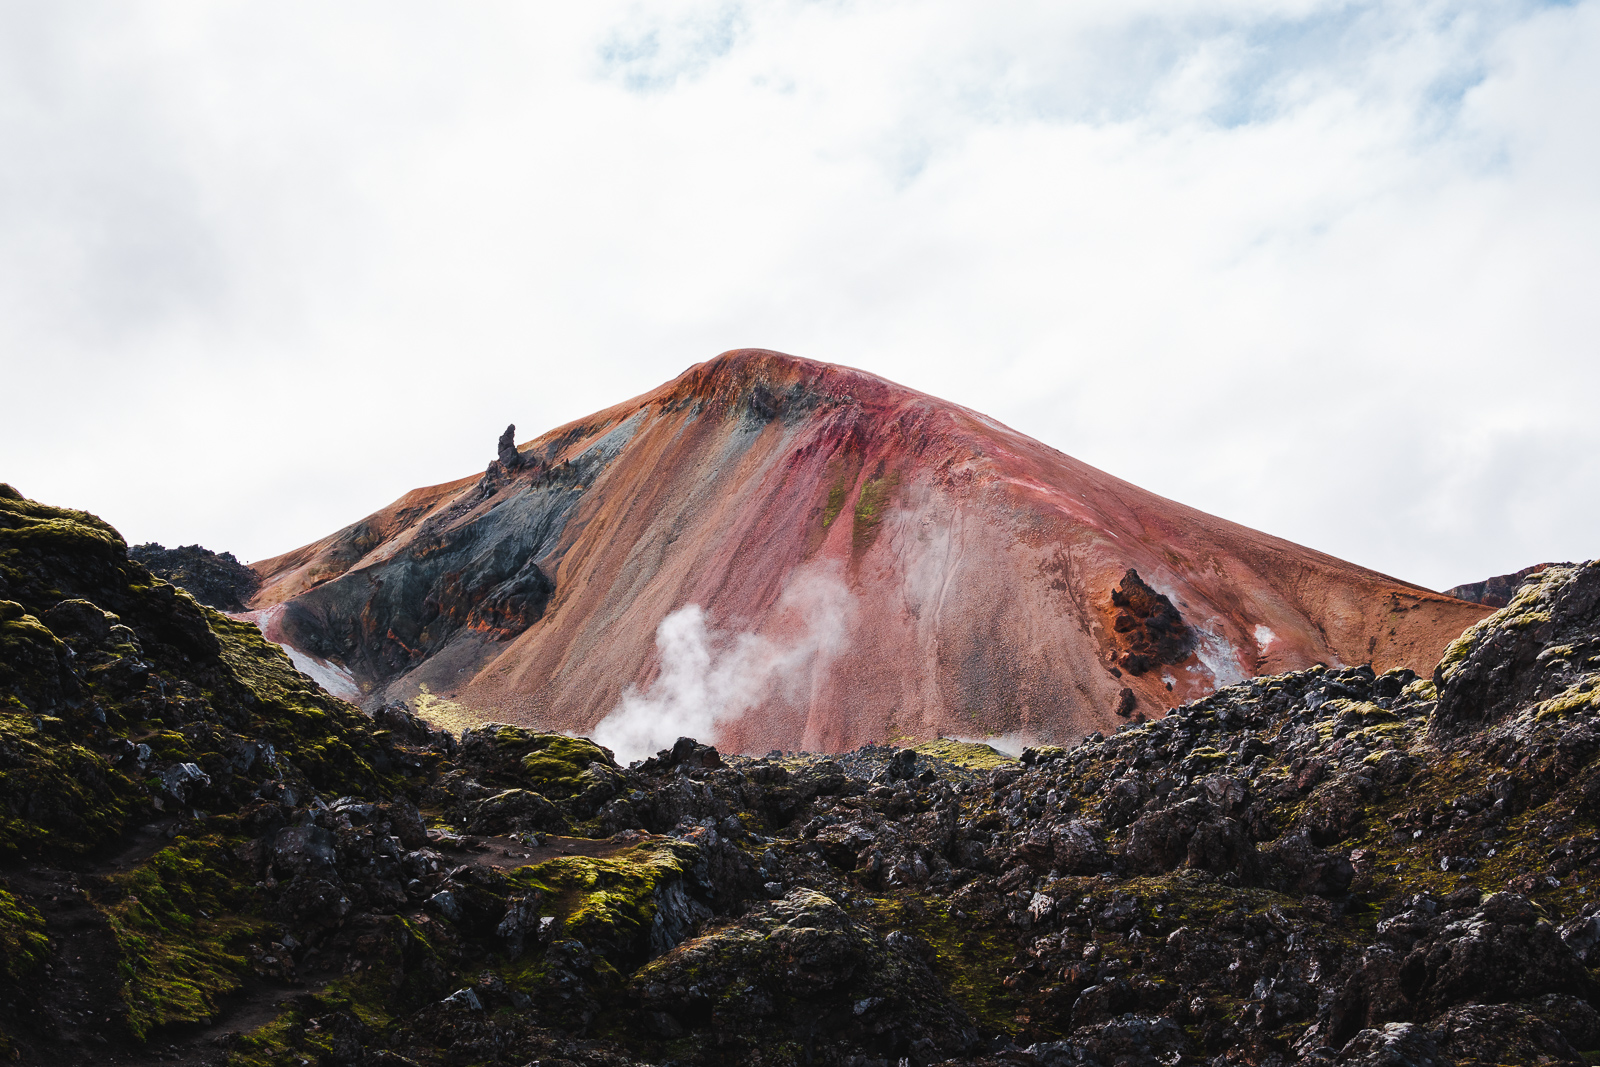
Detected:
left=2, top=483, right=1599, bottom=1066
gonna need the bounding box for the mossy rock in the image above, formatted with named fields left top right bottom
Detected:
left=101, top=835, right=264, bottom=1039
left=0, top=491, right=403, bottom=861
left=515, top=839, right=699, bottom=965
left=458, top=724, right=616, bottom=799
left=915, top=738, right=1017, bottom=771
left=0, top=883, right=48, bottom=982
left=0, top=707, right=136, bottom=856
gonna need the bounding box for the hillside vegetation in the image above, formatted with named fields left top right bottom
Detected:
left=2, top=483, right=1599, bottom=1066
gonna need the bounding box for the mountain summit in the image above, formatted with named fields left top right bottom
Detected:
left=248, top=350, right=1486, bottom=753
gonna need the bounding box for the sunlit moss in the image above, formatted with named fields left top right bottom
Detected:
left=915, top=738, right=1017, bottom=771
left=0, top=883, right=48, bottom=982
left=101, top=836, right=264, bottom=1039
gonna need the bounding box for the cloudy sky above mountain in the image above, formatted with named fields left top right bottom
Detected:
left=3, top=0, right=1597, bottom=591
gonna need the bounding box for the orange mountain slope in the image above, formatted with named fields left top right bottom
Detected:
left=249, top=350, right=1487, bottom=758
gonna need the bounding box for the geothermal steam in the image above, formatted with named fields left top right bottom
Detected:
left=593, top=566, right=851, bottom=763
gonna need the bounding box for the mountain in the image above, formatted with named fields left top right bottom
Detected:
left=248, top=350, right=1488, bottom=757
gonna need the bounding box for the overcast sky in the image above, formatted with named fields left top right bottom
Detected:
left=3, top=0, right=1597, bottom=592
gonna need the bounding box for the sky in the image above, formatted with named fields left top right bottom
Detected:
left=2, top=0, right=1597, bottom=592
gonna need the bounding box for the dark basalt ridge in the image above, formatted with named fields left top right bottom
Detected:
left=1446, top=562, right=1571, bottom=608
left=2, top=484, right=1600, bottom=1067
left=128, top=542, right=261, bottom=612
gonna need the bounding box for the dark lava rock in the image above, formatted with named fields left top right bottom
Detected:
left=8, top=484, right=1600, bottom=1067
left=128, top=541, right=260, bottom=611
left=1109, top=569, right=1194, bottom=675
left=497, top=423, right=525, bottom=470
left=1432, top=560, right=1600, bottom=737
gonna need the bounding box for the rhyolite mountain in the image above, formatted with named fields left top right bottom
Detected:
left=248, top=350, right=1488, bottom=753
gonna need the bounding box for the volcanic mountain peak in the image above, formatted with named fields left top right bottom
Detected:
left=249, top=349, right=1488, bottom=756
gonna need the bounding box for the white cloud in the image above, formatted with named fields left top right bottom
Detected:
left=1, top=0, right=1596, bottom=591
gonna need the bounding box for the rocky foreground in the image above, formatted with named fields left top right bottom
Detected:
left=3, top=483, right=1600, bottom=1066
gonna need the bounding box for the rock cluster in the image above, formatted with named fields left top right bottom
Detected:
left=127, top=542, right=261, bottom=612
left=3, top=485, right=1600, bottom=1067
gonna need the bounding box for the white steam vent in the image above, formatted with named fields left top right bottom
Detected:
left=593, top=564, right=852, bottom=763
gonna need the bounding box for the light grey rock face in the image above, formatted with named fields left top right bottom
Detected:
left=161, top=762, right=211, bottom=803
left=440, top=987, right=482, bottom=1011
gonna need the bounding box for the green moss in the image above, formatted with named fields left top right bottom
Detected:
left=224, top=998, right=336, bottom=1067
left=852, top=469, right=901, bottom=553
left=821, top=477, right=849, bottom=528
left=210, top=613, right=396, bottom=798
left=226, top=917, right=448, bottom=1067
left=518, top=735, right=611, bottom=796
left=915, top=738, right=1017, bottom=771
left=876, top=895, right=1021, bottom=1035
left=1355, top=731, right=1411, bottom=759
left=101, top=836, right=264, bottom=1039
left=1401, top=677, right=1437, bottom=701
left=0, top=883, right=48, bottom=982
left=0, top=706, right=136, bottom=856
left=1437, top=568, right=1573, bottom=682
left=1533, top=682, right=1600, bottom=721
left=412, top=683, right=485, bottom=734
left=0, top=609, right=63, bottom=656
left=514, top=840, right=697, bottom=962
left=460, top=724, right=614, bottom=798
left=1324, top=698, right=1391, bottom=720
left=0, top=880, right=44, bottom=1057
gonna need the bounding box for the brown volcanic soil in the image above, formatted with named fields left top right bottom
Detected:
left=249, top=350, right=1487, bottom=753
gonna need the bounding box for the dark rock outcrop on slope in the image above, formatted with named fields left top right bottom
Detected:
left=1110, top=568, right=1194, bottom=676
left=1446, top=562, right=1570, bottom=608
left=5, top=485, right=1600, bottom=1066
left=496, top=423, right=526, bottom=472
left=127, top=542, right=261, bottom=612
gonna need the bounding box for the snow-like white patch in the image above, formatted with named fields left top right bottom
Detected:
left=1254, top=624, right=1277, bottom=649
left=282, top=647, right=362, bottom=702
left=231, top=607, right=362, bottom=702
left=1194, top=626, right=1249, bottom=688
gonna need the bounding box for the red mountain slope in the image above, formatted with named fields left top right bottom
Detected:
left=249, top=350, right=1488, bottom=758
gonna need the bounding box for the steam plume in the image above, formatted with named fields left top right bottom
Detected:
left=593, top=565, right=851, bottom=763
